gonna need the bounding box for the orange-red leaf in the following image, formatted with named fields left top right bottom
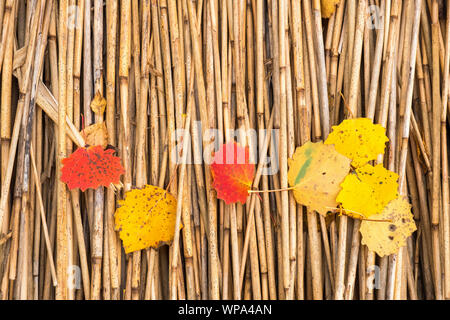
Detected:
left=61, top=145, right=125, bottom=191
left=211, top=142, right=255, bottom=204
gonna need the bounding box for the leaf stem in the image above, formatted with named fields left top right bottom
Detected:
left=248, top=186, right=296, bottom=194
left=326, top=206, right=392, bottom=223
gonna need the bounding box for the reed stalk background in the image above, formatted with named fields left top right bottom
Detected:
left=0, top=0, right=448, bottom=300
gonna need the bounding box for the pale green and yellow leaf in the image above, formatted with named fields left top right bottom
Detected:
left=288, top=141, right=351, bottom=216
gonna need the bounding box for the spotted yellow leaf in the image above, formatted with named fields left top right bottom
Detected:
left=321, top=0, right=341, bottom=18
left=360, top=197, right=417, bottom=257
left=288, top=141, right=351, bottom=216
left=115, top=185, right=181, bottom=254
left=90, top=91, right=107, bottom=115
left=325, top=118, right=389, bottom=168
left=337, top=164, right=399, bottom=218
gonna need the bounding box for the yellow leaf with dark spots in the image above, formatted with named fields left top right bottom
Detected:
left=325, top=118, right=389, bottom=168
left=115, top=185, right=182, bottom=254
left=360, top=197, right=416, bottom=257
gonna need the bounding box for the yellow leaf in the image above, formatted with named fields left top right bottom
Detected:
left=325, top=118, right=389, bottom=168
left=81, top=122, right=108, bottom=149
left=288, top=141, right=351, bottom=216
left=360, top=197, right=417, bottom=257
left=90, top=91, right=107, bottom=115
left=115, top=185, right=181, bottom=254
left=337, top=164, right=399, bottom=218
left=321, top=0, right=341, bottom=18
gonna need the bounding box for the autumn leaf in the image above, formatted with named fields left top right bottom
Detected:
left=210, top=142, right=255, bottom=204
left=114, top=185, right=181, bottom=253
left=61, top=145, right=125, bottom=191
left=360, top=197, right=417, bottom=257
left=90, top=91, right=107, bottom=115
left=321, top=0, right=341, bottom=18
left=81, top=122, right=108, bottom=149
left=337, top=164, right=399, bottom=218
left=288, top=141, right=351, bottom=216
left=325, top=118, right=389, bottom=168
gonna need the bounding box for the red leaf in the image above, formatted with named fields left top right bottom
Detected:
left=210, top=142, right=255, bottom=204
left=61, top=145, right=125, bottom=191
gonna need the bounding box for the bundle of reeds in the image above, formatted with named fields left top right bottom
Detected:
left=0, top=0, right=448, bottom=300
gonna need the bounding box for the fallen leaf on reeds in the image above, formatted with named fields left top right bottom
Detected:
left=115, top=185, right=180, bottom=253
left=61, top=145, right=125, bottom=191
left=288, top=141, right=351, bottom=216
left=211, top=142, right=255, bottom=204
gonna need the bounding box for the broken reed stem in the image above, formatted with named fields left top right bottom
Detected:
left=30, top=145, right=57, bottom=286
